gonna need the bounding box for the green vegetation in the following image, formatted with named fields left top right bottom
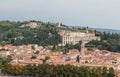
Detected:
left=40, top=56, right=50, bottom=64
left=52, top=41, right=81, bottom=54
left=0, top=55, right=12, bottom=68
left=0, top=21, right=60, bottom=46
left=0, top=20, right=117, bottom=77
left=1, top=64, right=115, bottom=77
left=34, top=51, right=40, bottom=54
left=30, top=55, right=36, bottom=59
left=86, top=32, right=120, bottom=52
left=0, top=20, right=120, bottom=53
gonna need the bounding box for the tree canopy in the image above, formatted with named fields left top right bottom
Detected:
left=1, top=64, right=115, bottom=77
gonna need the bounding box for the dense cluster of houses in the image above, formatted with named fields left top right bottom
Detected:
left=0, top=44, right=120, bottom=76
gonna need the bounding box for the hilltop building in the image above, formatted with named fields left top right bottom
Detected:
left=58, top=28, right=100, bottom=57
left=58, top=29, right=100, bottom=46
left=56, top=22, right=61, bottom=27
left=21, top=21, right=41, bottom=28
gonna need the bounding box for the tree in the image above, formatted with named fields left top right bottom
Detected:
left=102, top=67, right=108, bottom=77
left=0, top=55, right=12, bottom=68
left=2, top=63, right=110, bottom=77
left=76, top=55, right=80, bottom=63
left=31, top=55, right=36, bottom=59
left=52, top=44, right=56, bottom=51
left=108, top=67, right=115, bottom=77
left=40, top=56, right=50, bottom=64
left=34, top=51, right=40, bottom=54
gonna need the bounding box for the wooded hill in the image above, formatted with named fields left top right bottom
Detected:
left=0, top=20, right=120, bottom=53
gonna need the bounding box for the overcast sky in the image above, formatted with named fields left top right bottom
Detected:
left=0, top=0, right=120, bottom=30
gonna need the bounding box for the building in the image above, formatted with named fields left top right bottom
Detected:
left=58, top=30, right=100, bottom=46
left=56, top=22, right=61, bottom=27
left=21, top=21, right=41, bottom=28
left=116, top=70, right=120, bottom=77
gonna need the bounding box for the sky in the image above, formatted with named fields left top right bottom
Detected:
left=0, top=0, right=120, bottom=30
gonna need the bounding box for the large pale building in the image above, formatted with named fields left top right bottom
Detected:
left=21, top=21, right=41, bottom=28
left=58, top=30, right=100, bottom=46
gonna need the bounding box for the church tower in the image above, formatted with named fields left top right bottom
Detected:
left=81, top=40, right=85, bottom=57
left=81, top=27, right=89, bottom=57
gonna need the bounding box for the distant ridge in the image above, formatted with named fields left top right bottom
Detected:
left=90, top=28, right=120, bottom=33
left=69, top=26, right=120, bottom=33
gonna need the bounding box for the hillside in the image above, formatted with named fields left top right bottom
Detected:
left=0, top=20, right=120, bottom=53
left=0, top=21, right=61, bottom=46
left=0, top=20, right=89, bottom=46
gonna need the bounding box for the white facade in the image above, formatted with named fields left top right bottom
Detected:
left=58, top=30, right=100, bottom=46
left=21, top=22, right=41, bottom=28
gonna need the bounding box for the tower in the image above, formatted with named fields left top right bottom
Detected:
left=56, top=22, right=61, bottom=27
left=81, top=29, right=89, bottom=57
left=81, top=40, right=85, bottom=57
